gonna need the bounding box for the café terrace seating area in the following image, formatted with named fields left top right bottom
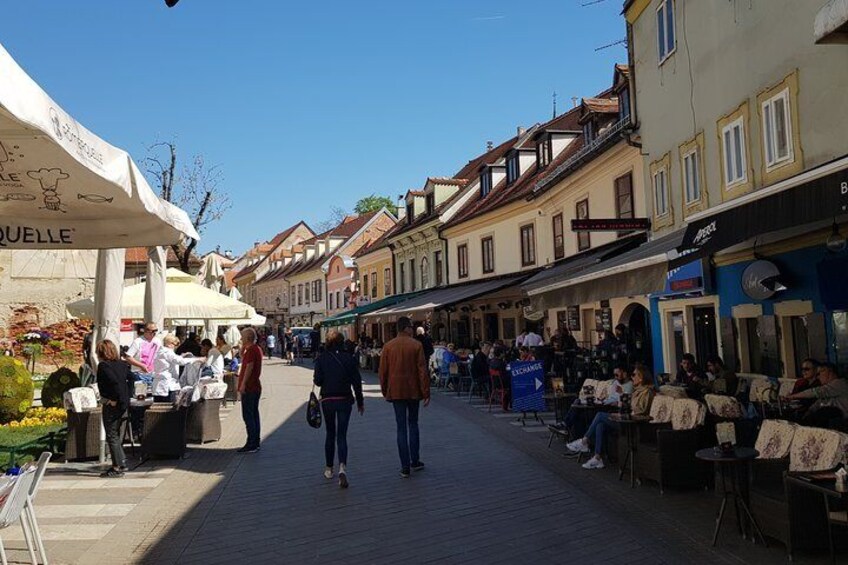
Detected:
left=430, top=353, right=848, bottom=563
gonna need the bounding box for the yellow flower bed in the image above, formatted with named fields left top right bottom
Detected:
left=2, top=407, right=67, bottom=428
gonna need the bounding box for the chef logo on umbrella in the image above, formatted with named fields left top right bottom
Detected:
left=27, top=167, right=68, bottom=213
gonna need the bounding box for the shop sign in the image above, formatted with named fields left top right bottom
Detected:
left=510, top=360, right=546, bottom=413
left=571, top=218, right=651, bottom=232
left=654, top=259, right=707, bottom=298
left=595, top=307, right=613, bottom=332
left=566, top=306, right=581, bottom=331
left=120, top=319, right=134, bottom=332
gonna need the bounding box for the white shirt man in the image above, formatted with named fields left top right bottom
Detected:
left=515, top=332, right=527, bottom=348
left=523, top=331, right=543, bottom=347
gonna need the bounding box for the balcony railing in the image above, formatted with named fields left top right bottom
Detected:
left=534, top=117, right=629, bottom=194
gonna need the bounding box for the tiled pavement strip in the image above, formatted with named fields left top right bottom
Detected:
left=15, top=360, right=827, bottom=564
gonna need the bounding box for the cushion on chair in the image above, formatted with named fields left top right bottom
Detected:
left=649, top=394, right=675, bottom=424
left=658, top=385, right=688, bottom=399
left=63, top=387, right=98, bottom=413
left=579, top=379, right=599, bottom=401
left=778, top=379, right=796, bottom=398
left=749, top=378, right=776, bottom=403
left=704, top=394, right=743, bottom=419
left=789, top=426, right=848, bottom=472
left=595, top=380, right=612, bottom=402
left=755, top=419, right=796, bottom=460
left=671, top=398, right=706, bottom=431
left=201, top=382, right=228, bottom=400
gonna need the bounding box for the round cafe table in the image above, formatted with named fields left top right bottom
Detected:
left=695, top=447, right=767, bottom=547
left=608, top=413, right=652, bottom=487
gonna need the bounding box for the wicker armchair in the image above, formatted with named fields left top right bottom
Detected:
left=637, top=398, right=707, bottom=493
left=186, top=399, right=223, bottom=444
left=140, top=404, right=188, bottom=460
left=65, top=408, right=103, bottom=461
left=747, top=422, right=840, bottom=553
left=223, top=372, right=239, bottom=404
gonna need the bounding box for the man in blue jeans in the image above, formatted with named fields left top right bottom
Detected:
left=379, top=317, right=430, bottom=478
left=237, top=327, right=263, bottom=453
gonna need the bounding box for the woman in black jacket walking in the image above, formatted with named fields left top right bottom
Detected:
left=313, top=330, right=364, bottom=488
left=96, top=339, right=133, bottom=478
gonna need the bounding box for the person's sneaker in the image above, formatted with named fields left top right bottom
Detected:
left=411, top=461, right=425, bottom=472
left=339, top=472, right=349, bottom=489
left=237, top=445, right=259, bottom=454
left=323, top=467, right=334, bottom=480
left=566, top=439, right=589, bottom=453
left=399, top=468, right=411, bottom=478
left=100, top=468, right=124, bottom=478
left=582, top=457, right=605, bottom=470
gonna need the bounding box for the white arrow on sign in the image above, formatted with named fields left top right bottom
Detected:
left=535, top=378, right=543, bottom=390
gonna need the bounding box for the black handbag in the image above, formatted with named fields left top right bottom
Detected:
left=306, top=386, right=322, bottom=429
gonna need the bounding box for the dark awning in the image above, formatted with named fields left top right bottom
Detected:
left=362, top=274, right=528, bottom=319
left=321, top=291, right=424, bottom=327
left=524, top=230, right=683, bottom=310
left=670, top=156, right=848, bottom=270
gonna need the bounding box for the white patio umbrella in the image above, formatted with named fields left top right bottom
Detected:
left=228, top=286, right=243, bottom=301
left=198, top=254, right=225, bottom=339
left=0, top=42, right=198, bottom=356
left=67, top=268, right=259, bottom=322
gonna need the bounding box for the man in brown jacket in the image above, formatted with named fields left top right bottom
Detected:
left=379, top=316, right=430, bottom=478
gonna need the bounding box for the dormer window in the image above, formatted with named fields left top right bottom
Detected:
left=406, top=202, right=414, bottom=224
left=480, top=170, right=492, bottom=197
left=619, top=87, right=631, bottom=122
left=425, top=193, right=435, bottom=215
left=583, top=120, right=596, bottom=144
left=536, top=137, right=551, bottom=168
left=506, top=153, right=520, bottom=185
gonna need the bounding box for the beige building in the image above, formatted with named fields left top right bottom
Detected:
left=625, top=0, right=848, bottom=376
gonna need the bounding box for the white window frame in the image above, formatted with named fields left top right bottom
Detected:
left=653, top=167, right=669, bottom=218
left=682, top=147, right=701, bottom=205
left=657, top=0, right=676, bottom=65
left=762, top=88, right=793, bottom=171
left=721, top=116, right=748, bottom=189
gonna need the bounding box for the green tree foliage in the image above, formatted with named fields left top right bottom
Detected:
left=354, top=194, right=394, bottom=215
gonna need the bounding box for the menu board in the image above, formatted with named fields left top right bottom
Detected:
left=566, top=306, right=581, bottom=331
left=594, top=307, right=613, bottom=332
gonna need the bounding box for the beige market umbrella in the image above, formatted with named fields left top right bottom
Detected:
left=67, top=269, right=259, bottom=322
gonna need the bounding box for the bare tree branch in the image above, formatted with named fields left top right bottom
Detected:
left=145, top=140, right=231, bottom=271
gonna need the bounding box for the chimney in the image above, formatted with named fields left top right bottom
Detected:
left=254, top=240, right=261, bottom=247
left=224, top=249, right=233, bottom=259
left=517, top=126, right=526, bottom=137
left=572, top=97, right=579, bottom=108
left=486, top=140, right=494, bottom=151
left=396, top=195, right=406, bottom=220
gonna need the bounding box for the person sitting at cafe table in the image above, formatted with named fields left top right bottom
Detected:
left=201, top=337, right=226, bottom=379
left=676, top=353, right=708, bottom=400
left=791, top=358, right=821, bottom=395
left=561, top=364, right=633, bottom=439
left=471, top=342, right=491, bottom=396
left=153, top=335, right=206, bottom=403
left=706, top=356, right=739, bottom=397
left=786, top=362, right=848, bottom=427
left=518, top=346, right=535, bottom=362
left=566, top=366, right=655, bottom=469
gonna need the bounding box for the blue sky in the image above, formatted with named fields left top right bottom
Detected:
left=2, top=0, right=626, bottom=255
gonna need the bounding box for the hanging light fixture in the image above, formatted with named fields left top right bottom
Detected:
left=165, top=0, right=180, bottom=7
left=826, top=221, right=846, bottom=253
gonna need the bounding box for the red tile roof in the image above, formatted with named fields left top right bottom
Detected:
left=453, top=136, right=517, bottom=180
left=427, top=177, right=468, bottom=187
left=582, top=97, right=619, bottom=115
left=125, top=247, right=201, bottom=266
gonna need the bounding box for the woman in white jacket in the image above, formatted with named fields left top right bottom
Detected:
left=153, top=334, right=205, bottom=402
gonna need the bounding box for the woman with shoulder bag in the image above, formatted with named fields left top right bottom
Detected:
left=96, top=339, right=133, bottom=478
left=313, top=330, right=364, bottom=488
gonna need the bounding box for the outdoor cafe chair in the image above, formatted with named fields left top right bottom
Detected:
left=435, top=362, right=451, bottom=390
left=0, top=466, right=37, bottom=565
left=488, top=369, right=506, bottom=412
left=22, top=452, right=51, bottom=565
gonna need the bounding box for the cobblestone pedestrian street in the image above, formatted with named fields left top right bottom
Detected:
left=19, top=360, right=825, bottom=564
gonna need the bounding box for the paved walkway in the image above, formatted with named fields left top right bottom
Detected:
left=15, top=360, right=827, bottom=564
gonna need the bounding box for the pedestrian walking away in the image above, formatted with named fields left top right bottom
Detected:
left=313, top=330, right=364, bottom=488
left=238, top=327, right=263, bottom=453
left=266, top=332, right=276, bottom=359
left=95, top=339, right=132, bottom=478
left=379, top=316, right=430, bottom=478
